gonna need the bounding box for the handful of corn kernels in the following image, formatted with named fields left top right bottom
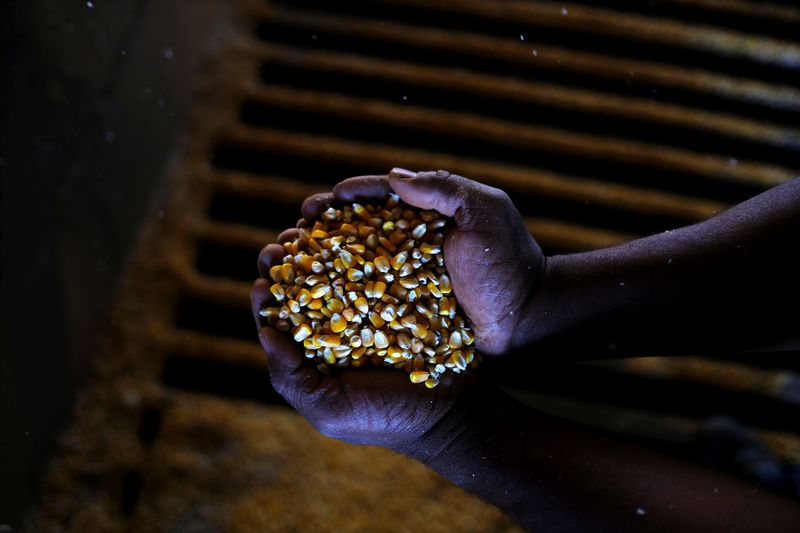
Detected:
left=260, top=194, right=478, bottom=388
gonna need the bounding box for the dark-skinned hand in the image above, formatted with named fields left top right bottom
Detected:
left=251, top=169, right=542, bottom=451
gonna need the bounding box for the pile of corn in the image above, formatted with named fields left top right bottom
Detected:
left=260, top=194, right=478, bottom=388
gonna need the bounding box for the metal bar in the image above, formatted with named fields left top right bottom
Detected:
left=221, top=125, right=730, bottom=223
left=245, top=83, right=796, bottom=188
left=251, top=5, right=800, bottom=110
left=586, top=356, right=800, bottom=405
left=625, top=0, right=800, bottom=25
left=250, top=42, right=800, bottom=152
left=150, top=325, right=265, bottom=367
left=380, top=0, right=800, bottom=69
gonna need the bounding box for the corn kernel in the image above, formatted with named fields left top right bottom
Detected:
left=269, top=265, right=283, bottom=283
left=409, top=370, right=429, bottom=384
left=293, top=323, right=312, bottom=342
left=259, top=306, right=281, bottom=318
left=424, top=378, right=439, bottom=389
left=270, top=283, right=285, bottom=301
left=374, top=330, right=389, bottom=349
left=354, top=297, right=369, bottom=314
left=330, top=313, right=347, bottom=333
left=374, top=256, right=390, bottom=272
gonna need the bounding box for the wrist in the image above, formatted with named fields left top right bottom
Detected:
left=511, top=253, right=569, bottom=350
left=393, top=383, right=514, bottom=467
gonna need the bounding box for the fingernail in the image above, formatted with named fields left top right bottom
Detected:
left=390, top=167, right=416, bottom=180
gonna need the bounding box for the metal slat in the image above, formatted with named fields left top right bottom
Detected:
left=666, top=0, right=800, bottom=22
left=386, top=0, right=800, bottom=68
left=245, top=83, right=796, bottom=188
left=251, top=43, right=800, bottom=152
left=254, top=4, right=800, bottom=110
left=219, top=125, right=729, bottom=224
left=149, top=325, right=266, bottom=367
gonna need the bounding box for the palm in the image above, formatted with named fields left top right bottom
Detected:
left=285, top=346, right=468, bottom=450
left=444, top=202, right=542, bottom=355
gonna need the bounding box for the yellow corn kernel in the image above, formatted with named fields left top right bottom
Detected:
left=320, top=335, right=341, bottom=348
left=439, top=274, right=452, bottom=294
left=287, top=299, right=301, bottom=313
left=339, top=249, right=354, bottom=268
left=387, top=345, right=404, bottom=359
left=311, top=229, right=327, bottom=239
left=310, top=284, right=331, bottom=299
left=374, top=330, right=390, bottom=349
left=295, top=254, right=314, bottom=273
left=373, top=280, right=387, bottom=298
left=270, top=283, right=286, bottom=301
left=326, top=299, right=344, bottom=314
left=380, top=304, right=397, bottom=322
left=368, top=312, right=385, bottom=328
left=409, top=370, right=429, bottom=384
left=411, top=223, right=426, bottom=239
left=269, top=265, right=283, bottom=283
left=374, top=255, right=391, bottom=272
left=280, top=263, right=295, bottom=284
left=448, top=330, right=463, bottom=349
left=354, top=297, right=369, bottom=314
left=360, top=328, right=374, bottom=347
left=390, top=251, right=408, bottom=270
left=424, top=378, right=439, bottom=389
left=342, top=307, right=355, bottom=321
left=305, top=274, right=327, bottom=286
left=346, top=268, right=364, bottom=281
left=419, top=243, right=441, bottom=254
left=399, top=277, right=419, bottom=289
left=292, top=323, right=312, bottom=342
left=427, top=281, right=442, bottom=298
left=289, top=313, right=306, bottom=327
left=351, top=346, right=367, bottom=360
left=296, top=288, right=312, bottom=306
left=330, top=313, right=347, bottom=333
left=258, top=306, right=281, bottom=318
left=410, top=322, right=428, bottom=339
left=358, top=226, right=375, bottom=241
left=352, top=203, right=370, bottom=221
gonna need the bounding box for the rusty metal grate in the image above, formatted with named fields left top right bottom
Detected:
left=33, top=0, right=800, bottom=530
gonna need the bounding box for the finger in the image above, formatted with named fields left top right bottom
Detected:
left=333, top=175, right=392, bottom=204
left=251, top=278, right=272, bottom=327
left=277, top=228, right=300, bottom=244
left=301, top=193, right=334, bottom=222
left=257, top=243, right=287, bottom=279
left=387, top=168, right=503, bottom=227
left=259, top=326, right=322, bottom=395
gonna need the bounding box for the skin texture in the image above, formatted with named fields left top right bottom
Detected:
left=252, top=169, right=800, bottom=532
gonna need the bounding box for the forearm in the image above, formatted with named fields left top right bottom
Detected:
left=401, top=386, right=800, bottom=532
left=516, top=177, right=800, bottom=357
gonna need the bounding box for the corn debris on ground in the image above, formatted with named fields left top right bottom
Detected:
left=260, top=194, right=478, bottom=386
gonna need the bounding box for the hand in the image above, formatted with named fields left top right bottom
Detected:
left=299, top=169, right=544, bottom=355
left=252, top=256, right=473, bottom=452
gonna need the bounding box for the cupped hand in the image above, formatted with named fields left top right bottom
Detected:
left=299, top=169, right=544, bottom=355
left=252, top=259, right=472, bottom=453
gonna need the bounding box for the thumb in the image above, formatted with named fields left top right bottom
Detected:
left=387, top=168, right=503, bottom=228
left=259, top=327, right=304, bottom=380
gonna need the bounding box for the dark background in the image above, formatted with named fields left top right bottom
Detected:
left=1, top=1, right=227, bottom=527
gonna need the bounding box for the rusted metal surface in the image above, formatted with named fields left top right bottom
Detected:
left=32, top=0, right=800, bottom=529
